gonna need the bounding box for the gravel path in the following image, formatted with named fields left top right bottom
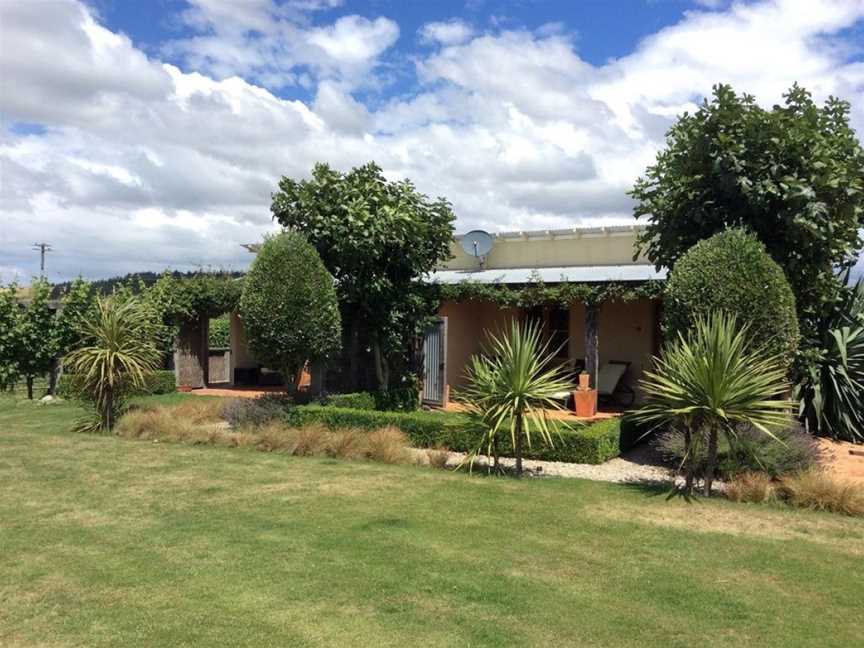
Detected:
left=411, top=444, right=680, bottom=486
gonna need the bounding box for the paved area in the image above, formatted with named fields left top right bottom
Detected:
left=817, top=438, right=864, bottom=484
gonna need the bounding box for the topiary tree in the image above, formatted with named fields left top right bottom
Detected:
left=664, top=228, right=799, bottom=371
left=239, top=231, right=341, bottom=393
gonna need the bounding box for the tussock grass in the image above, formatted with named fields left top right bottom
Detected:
left=778, top=469, right=864, bottom=517
left=425, top=447, right=451, bottom=469
left=725, top=472, right=776, bottom=504
left=115, top=406, right=416, bottom=466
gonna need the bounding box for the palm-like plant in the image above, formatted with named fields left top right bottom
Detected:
left=635, top=312, right=793, bottom=495
left=64, top=296, right=160, bottom=432
left=797, top=277, right=864, bottom=443
left=461, top=320, right=576, bottom=477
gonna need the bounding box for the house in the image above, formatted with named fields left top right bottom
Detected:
left=176, top=224, right=666, bottom=409
left=421, top=224, right=666, bottom=407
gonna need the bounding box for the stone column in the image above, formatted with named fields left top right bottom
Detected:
left=174, top=316, right=209, bottom=389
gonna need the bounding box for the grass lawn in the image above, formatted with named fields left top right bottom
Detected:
left=1, top=395, right=862, bottom=647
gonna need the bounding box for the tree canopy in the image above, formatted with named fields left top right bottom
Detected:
left=631, top=83, right=864, bottom=339
left=271, top=162, right=455, bottom=391
left=239, top=231, right=341, bottom=391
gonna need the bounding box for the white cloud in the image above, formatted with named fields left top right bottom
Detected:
left=163, top=1, right=399, bottom=90
left=419, top=19, right=475, bottom=46
left=0, top=0, right=862, bottom=281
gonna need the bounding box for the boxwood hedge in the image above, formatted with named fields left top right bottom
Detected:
left=282, top=405, right=621, bottom=464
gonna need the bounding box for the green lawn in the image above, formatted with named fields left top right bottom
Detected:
left=1, top=395, right=861, bottom=647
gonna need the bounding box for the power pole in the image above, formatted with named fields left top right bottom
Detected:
left=32, top=242, right=52, bottom=276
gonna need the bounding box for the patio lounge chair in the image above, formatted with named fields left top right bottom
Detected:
left=597, top=361, right=634, bottom=407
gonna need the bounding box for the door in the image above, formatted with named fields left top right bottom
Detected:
left=422, top=317, right=447, bottom=406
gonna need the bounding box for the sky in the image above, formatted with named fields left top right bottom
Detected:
left=1, top=0, right=863, bottom=283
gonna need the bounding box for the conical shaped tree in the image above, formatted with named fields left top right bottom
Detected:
left=240, top=231, right=341, bottom=393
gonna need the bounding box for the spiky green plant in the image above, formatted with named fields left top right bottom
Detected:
left=635, top=312, right=793, bottom=495
left=461, top=320, right=576, bottom=477
left=64, top=296, right=161, bottom=432
left=797, top=277, right=864, bottom=443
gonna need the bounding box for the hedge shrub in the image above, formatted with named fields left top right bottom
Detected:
left=282, top=405, right=621, bottom=464
left=664, top=228, right=799, bottom=369
left=325, top=392, right=377, bottom=410
left=59, top=369, right=176, bottom=399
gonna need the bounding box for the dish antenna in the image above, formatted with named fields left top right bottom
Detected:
left=461, top=230, right=494, bottom=268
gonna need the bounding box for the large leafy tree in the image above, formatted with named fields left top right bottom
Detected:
left=271, top=162, right=455, bottom=392
left=239, top=231, right=341, bottom=393
left=631, top=83, right=864, bottom=340
left=16, top=279, right=58, bottom=399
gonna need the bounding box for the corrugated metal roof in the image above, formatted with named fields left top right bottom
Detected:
left=428, top=264, right=667, bottom=285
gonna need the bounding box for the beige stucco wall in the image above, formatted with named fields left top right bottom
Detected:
left=440, top=298, right=658, bottom=403
left=443, top=228, right=649, bottom=271
left=439, top=300, right=520, bottom=393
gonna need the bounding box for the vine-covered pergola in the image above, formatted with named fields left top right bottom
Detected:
left=435, top=278, right=666, bottom=388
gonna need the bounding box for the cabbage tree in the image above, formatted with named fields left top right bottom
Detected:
left=635, top=312, right=793, bottom=495
left=461, top=321, right=575, bottom=477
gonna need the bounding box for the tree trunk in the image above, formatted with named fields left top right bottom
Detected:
left=104, top=386, right=114, bottom=432
left=703, top=426, right=719, bottom=497
left=584, top=303, right=600, bottom=389
left=48, top=358, right=61, bottom=396
left=514, top=413, right=524, bottom=478
left=26, top=375, right=34, bottom=400
left=348, top=326, right=360, bottom=391
left=683, top=428, right=695, bottom=496
left=372, top=339, right=389, bottom=391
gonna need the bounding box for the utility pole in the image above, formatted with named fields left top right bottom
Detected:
left=32, top=242, right=52, bottom=276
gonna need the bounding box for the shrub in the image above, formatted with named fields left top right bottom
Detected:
left=282, top=405, right=621, bottom=464
left=239, top=231, right=341, bottom=392
left=663, top=229, right=799, bottom=370
left=373, top=387, right=419, bottom=412
left=725, top=472, right=776, bottom=504
left=221, top=393, right=292, bottom=428
left=208, top=316, right=230, bottom=348
left=777, top=469, right=864, bottom=517
left=655, top=424, right=817, bottom=480
left=325, top=392, right=376, bottom=410
left=796, top=276, right=864, bottom=443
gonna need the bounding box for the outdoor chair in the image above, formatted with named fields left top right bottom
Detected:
left=597, top=361, right=635, bottom=407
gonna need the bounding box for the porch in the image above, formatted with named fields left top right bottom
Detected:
left=443, top=400, right=624, bottom=423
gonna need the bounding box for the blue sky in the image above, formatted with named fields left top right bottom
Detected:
left=1, top=0, right=863, bottom=282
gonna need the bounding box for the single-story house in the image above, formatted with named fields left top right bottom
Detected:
left=422, top=224, right=666, bottom=407
left=177, top=224, right=666, bottom=409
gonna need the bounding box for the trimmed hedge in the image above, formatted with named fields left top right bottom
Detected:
left=58, top=369, right=176, bottom=399
left=282, top=405, right=621, bottom=464
left=324, top=392, right=377, bottom=410
left=664, top=228, right=799, bottom=369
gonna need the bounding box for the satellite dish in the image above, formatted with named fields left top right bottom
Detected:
left=460, top=230, right=494, bottom=263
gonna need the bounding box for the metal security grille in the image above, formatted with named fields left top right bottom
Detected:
left=422, top=318, right=446, bottom=405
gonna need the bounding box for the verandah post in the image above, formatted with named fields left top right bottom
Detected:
left=584, top=302, right=600, bottom=389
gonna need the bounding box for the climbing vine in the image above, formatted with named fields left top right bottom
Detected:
left=436, top=277, right=665, bottom=308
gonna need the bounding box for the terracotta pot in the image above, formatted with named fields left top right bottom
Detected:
left=573, top=389, right=597, bottom=418
left=178, top=385, right=193, bottom=393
